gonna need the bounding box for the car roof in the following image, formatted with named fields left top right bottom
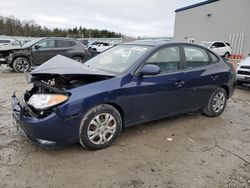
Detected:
left=44, top=37, right=76, bottom=41
left=202, top=41, right=226, bottom=43
left=124, top=40, right=210, bottom=48
left=124, top=40, right=171, bottom=47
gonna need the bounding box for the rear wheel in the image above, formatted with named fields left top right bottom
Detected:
left=12, top=57, right=31, bottom=73
left=79, top=104, right=122, bottom=150
left=203, top=88, right=227, bottom=117
left=73, top=56, right=84, bottom=63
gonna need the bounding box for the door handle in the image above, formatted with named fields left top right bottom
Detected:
left=174, top=80, right=185, bottom=87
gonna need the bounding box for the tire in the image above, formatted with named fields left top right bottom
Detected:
left=224, top=52, right=230, bottom=60
left=203, top=88, right=227, bottom=117
left=79, top=104, right=122, bottom=150
left=12, top=57, right=31, bottom=73
left=73, top=56, right=84, bottom=63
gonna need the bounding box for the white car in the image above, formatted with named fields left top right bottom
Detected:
left=236, top=57, right=250, bottom=85
left=0, top=38, right=22, bottom=47
left=88, top=42, right=113, bottom=52
left=201, top=41, right=232, bottom=59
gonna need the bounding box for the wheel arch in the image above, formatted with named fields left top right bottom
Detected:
left=104, top=102, right=125, bottom=128
left=11, top=55, right=31, bottom=66
left=72, top=53, right=85, bottom=59
left=219, top=85, right=229, bottom=99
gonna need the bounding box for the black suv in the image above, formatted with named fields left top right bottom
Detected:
left=0, top=37, right=89, bottom=72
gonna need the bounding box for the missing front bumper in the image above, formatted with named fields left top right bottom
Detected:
left=11, top=93, right=81, bottom=147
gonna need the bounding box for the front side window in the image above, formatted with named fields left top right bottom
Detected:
left=146, top=46, right=180, bottom=73
left=184, top=46, right=210, bottom=69
left=85, top=45, right=151, bottom=74
left=36, top=40, right=55, bottom=48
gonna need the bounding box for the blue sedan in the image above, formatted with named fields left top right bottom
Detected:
left=12, top=41, right=236, bottom=150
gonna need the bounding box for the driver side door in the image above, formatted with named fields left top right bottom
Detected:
left=120, top=45, right=186, bottom=126
left=32, top=39, right=56, bottom=65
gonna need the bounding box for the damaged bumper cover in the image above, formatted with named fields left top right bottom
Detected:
left=12, top=93, right=82, bottom=147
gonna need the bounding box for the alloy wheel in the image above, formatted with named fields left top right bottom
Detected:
left=87, top=113, right=117, bottom=145
left=73, top=57, right=83, bottom=63
left=16, top=59, right=30, bottom=72
left=212, top=91, right=226, bottom=113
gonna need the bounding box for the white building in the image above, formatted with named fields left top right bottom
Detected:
left=174, top=0, right=250, bottom=57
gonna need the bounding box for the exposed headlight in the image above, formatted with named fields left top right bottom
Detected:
left=28, top=94, right=68, bottom=110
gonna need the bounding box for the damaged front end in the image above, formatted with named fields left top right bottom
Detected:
left=24, top=73, right=112, bottom=118
left=0, top=49, right=13, bottom=64
left=0, top=47, right=26, bottom=66
left=12, top=55, right=115, bottom=147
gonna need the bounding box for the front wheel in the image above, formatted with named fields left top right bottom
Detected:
left=203, top=88, right=227, bottom=117
left=12, top=57, right=31, bottom=73
left=79, top=104, right=122, bottom=150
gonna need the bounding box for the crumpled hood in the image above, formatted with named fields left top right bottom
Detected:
left=31, top=55, right=116, bottom=76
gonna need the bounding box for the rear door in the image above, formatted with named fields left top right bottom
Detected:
left=54, top=40, right=74, bottom=58
left=32, top=39, right=56, bottom=65
left=180, top=45, right=219, bottom=110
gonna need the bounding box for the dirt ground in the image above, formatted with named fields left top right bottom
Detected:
left=0, top=67, right=249, bottom=188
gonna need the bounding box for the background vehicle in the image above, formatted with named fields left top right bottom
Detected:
left=0, top=37, right=89, bottom=72
left=12, top=41, right=235, bottom=150
left=77, top=39, right=89, bottom=46
left=201, top=41, right=232, bottom=59
left=88, top=42, right=113, bottom=52
left=0, top=38, right=22, bottom=47
left=236, top=57, right=250, bottom=85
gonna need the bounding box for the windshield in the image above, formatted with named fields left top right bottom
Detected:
left=201, top=42, right=213, bottom=48
left=85, top=45, right=151, bottom=73
left=22, top=38, right=43, bottom=48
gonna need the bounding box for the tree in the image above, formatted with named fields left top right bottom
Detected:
left=0, top=15, right=123, bottom=38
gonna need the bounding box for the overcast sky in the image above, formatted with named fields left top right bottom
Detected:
left=0, top=0, right=202, bottom=37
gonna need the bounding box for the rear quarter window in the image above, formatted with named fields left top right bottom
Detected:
left=209, top=51, right=220, bottom=63
left=183, top=46, right=210, bottom=69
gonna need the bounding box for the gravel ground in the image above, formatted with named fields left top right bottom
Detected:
left=0, top=68, right=249, bottom=188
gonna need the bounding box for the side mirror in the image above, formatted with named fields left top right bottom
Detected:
left=139, top=64, right=161, bottom=77
left=34, top=45, right=40, bottom=50
left=211, top=46, right=216, bottom=49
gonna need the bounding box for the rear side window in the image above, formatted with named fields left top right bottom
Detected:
left=146, top=46, right=180, bottom=73
left=184, top=46, right=210, bottom=69
left=209, top=52, right=219, bottom=63
left=56, top=40, right=74, bottom=48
